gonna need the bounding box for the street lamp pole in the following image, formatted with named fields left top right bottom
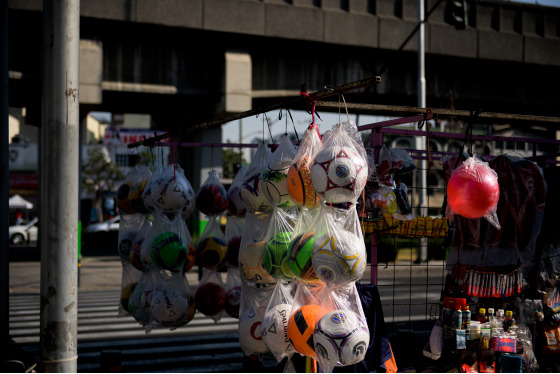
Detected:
left=40, top=0, right=80, bottom=371
left=417, top=0, right=428, bottom=262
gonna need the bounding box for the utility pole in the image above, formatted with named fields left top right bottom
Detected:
left=416, top=0, right=428, bottom=262
left=40, top=0, right=80, bottom=371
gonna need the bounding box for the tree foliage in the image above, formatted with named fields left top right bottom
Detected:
left=81, top=147, right=126, bottom=195
left=222, top=148, right=247, bottom=179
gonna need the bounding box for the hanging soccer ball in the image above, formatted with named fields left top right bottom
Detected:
left=150, top=232, right=188, bottom=272
left=147, top=175, right=191, bottom=216
left=263, top=231, right=294, bottom=280
left=150, top=288, right=192, bottom=327
left=239, top=241, right=275, bottom=284
left=311, top=146, right=368, bottom=204
left=182, top=241, right=197, bottom=273
left=312, top=230, right=366, bottom=284
left=197, top=236, right=227, bottom=269
left=225, top=286, right=241, bottom=319
left=194, top=282, right=227, bottom=317
left=227, top=185, right=246, bottom=217
left=241, top=173, right=271, bottom=213
left=287, top=304, right=321, bottom=357
left=196, top=184, right=228, bottom=217
left=227, top=235, right=242, bottom=267
left=129, top=239, right=148, bottom=272
left=120, top=282, right=137, bottom=313
left=262, top=303, right=295, bottom=358
left=287, top=157, right=319, bottom=209
left=239, top=305, right=268, bottom=354
left=261, top=159, right=293, bottom=208
left=447, top=157, right=500, bottom=219
left=129, top=179, right=150, bottom=214
left=116, top=182, right=135, bottom=214
left=314, top=309, right=370, bottom=368
left=128, top=281, right=154, bottom=325
left=287, top=232, right=319, bottom=283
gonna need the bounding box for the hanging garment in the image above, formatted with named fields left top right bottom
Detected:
left=334, top=283, right=397, bottom=373
left=444, top=155, right=546, bottom=269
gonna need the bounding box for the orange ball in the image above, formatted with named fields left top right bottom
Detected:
left=287, top=304, right=321, bottom=357
left=287, top=158, right=319, bottom=208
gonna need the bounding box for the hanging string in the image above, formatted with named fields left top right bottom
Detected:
left=210, top=143, right=214, bottom=171
left=263, top=112, right=273, bottom=144
left=299, top=91, right=320, bottom=125
left=338, top=93, right=351, bottom=124
left=173, top=139, right=176, bottom=181
left=279, top=108, right=300, bottom=144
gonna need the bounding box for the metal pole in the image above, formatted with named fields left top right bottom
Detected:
left=417, top=0, right=428, bottom=262
left=1, top=0, right=10, bottom=346
left=40, top=0, right=80, bottom=372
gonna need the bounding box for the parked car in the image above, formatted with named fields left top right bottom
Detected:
left=9, top=217, right=39, bottom=245
left=86, top=215, right=120, bottom=233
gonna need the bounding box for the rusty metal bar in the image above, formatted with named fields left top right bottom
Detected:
left=127, top=76, right=382, bottom=148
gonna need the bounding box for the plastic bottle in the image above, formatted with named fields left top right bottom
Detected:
left=495, top=309, right=505, bottom=328
left=487, top=307, right=495, bottom=323
left=461, top=305, right=471, bottom=334
left=477, top=307, right=488, bottom=323
left=503, top=310, right=515, bottom=332
left=452, top=305, right=463, bottom=329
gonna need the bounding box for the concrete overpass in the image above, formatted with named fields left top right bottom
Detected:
left=7, top=0, right=560, bottom=188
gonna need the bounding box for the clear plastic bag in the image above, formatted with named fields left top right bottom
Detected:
left=143, top=163, right=195, bottom=217
left=241, top=142, right=273, bottom=213
left=261, top=135, right=298, bottom=209
left=196, top=216, right=227, bottom=270
left=128, top=215, right=153, bottom=273
left=196, top=170, right=228, bottom=217
left=310, top=121, right=368, bottom=204
left=227, top=166, right=248, bottom=217
left=314, top=283, right=370, bottom=372
left=446, top=155, right=501, bottom=229
left=127, top=270, right=156, bottom=327
left=287, top=124, right=322, bottom=209
left=239, top=212, right=275, bottom=284
left=287, top=207, right=322, bottom=284
left=389, top=147, right=416, bottom=175
left=224, top=265, right=242, bottom=319
left=194, top=267, right=227, bottom=323
left=287, top=281, right=328, bottom=359
left=225, top=215, right=244, bottom=268
left=140, top=214, right=196, bottom=273
left=118, top=262, right=143, bottom=317
left=147, top=269, right=195, bottom=332
left=377, top=144, right=392, bottom=177
left=238, top=281, right=274, bottom=355
left=116, top=167, right=140, bottom=215
left=262, top=280, right=298, bottom=362
left=311, top=205, right=367, bottom=285
left=128, top=165, right=153, bottom=214
left=262, top=207, right=299, bottom=281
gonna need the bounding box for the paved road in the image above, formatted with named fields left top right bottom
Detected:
left=8, top=256, right=446, bottom=371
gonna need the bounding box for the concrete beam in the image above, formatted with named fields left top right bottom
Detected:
left=137, top=0, right=202, bottom=29
left=204, top=0, right=264, bottom=35
left=219, top=50, right=252, bottom=114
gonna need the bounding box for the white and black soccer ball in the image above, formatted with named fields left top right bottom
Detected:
left=150, top=288, right=189, bottom=327
left=261, top=303, right=295, bottom=358
left=312, top=230, right=366, bottom=284
left=311, top=146, right=368, bottom=204
left=128, top=281, right=154, bottom=325
left=260, top=157, right=293, bottom=208
left=241, top=172, right=271, bottom=213
left=238, top=305, right=268, bottom=355
left=314, top=309, right=370, bottom=368
left=151, top=175, right=191, bottom=215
